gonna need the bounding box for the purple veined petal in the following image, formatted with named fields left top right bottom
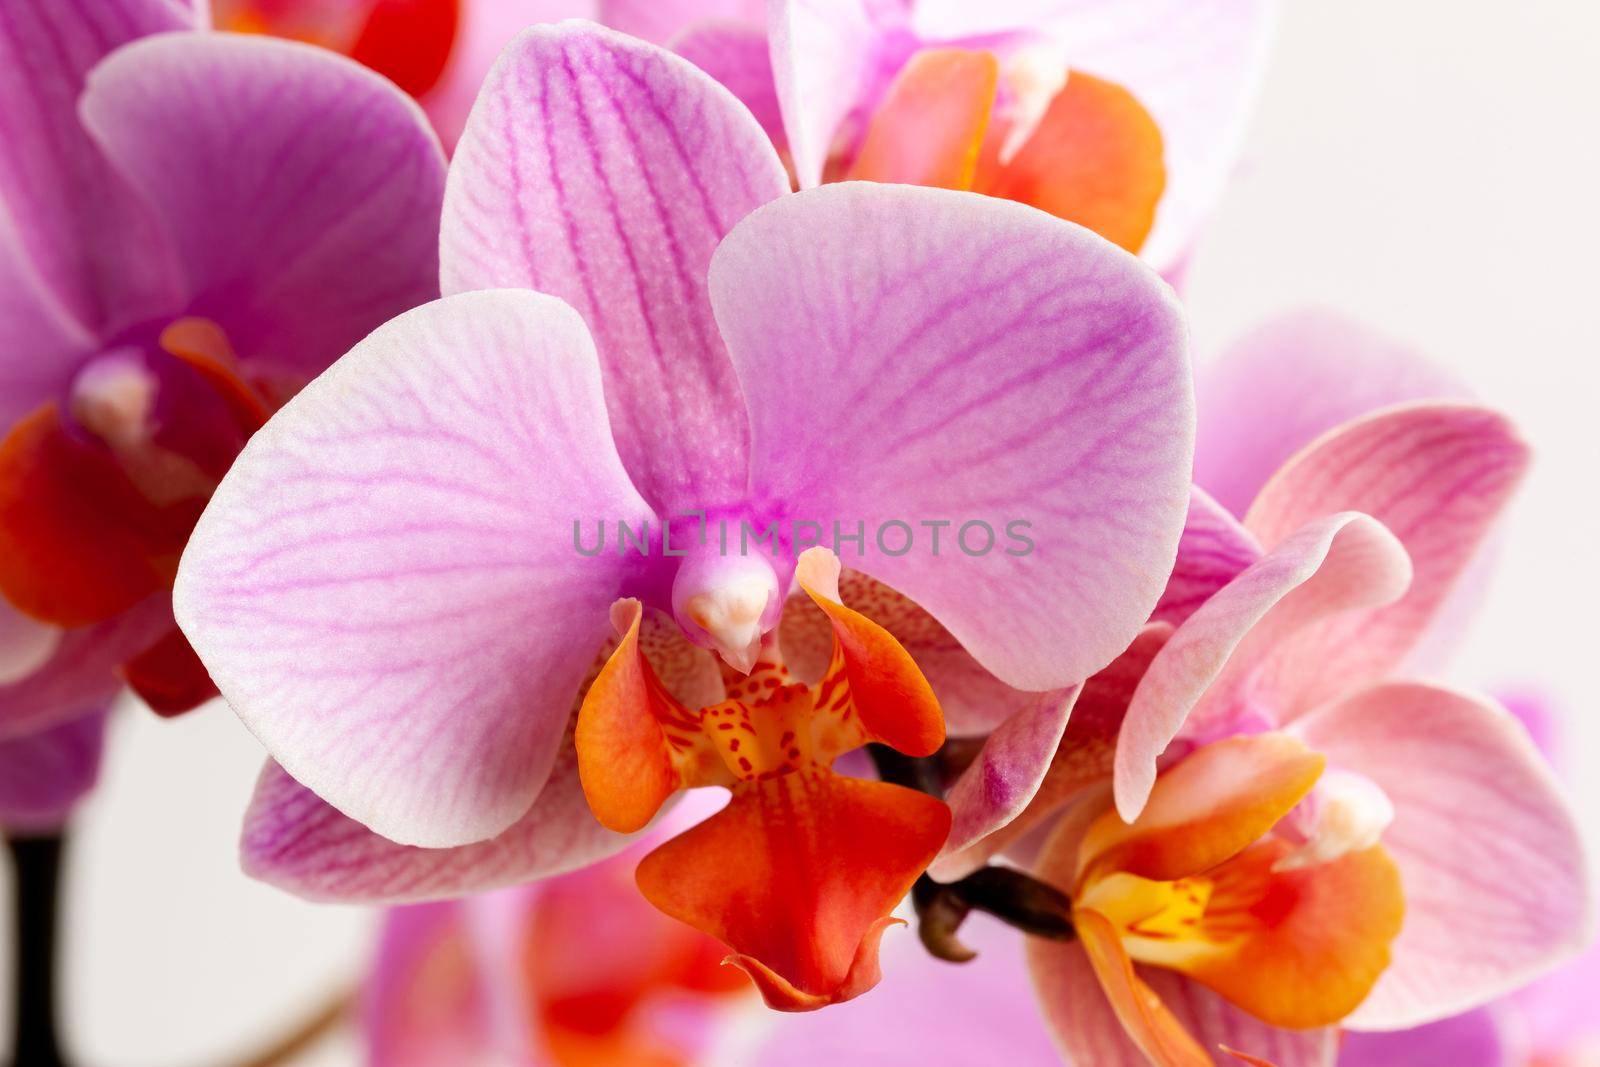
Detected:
left=1244, top=403, right=1529, bottom=720
left=931, top=687, right=1078, bottom=881
left=1337, top=1009, right=1510, bottom=1067
left=913, top=0, right=1277, bottom=271
left=1195, top=311, right=1469, bottom=517
left=672, top=20, right=785, bottom=150
left=422, top=0, right=598, bottom=151
left=767, top=0, right=900, bottom=188
left=363, top=899, right=500, bottom=1067
left=175, top=290, right=659, bottom=848
left=753, top=914, right=1057, bottom=1066
left=0, top=0, right=189, bottom=338
left=1293, top=683, right=1592, bottom=1030
left=79, top=33, right=446, bottom=386
left=0, top=595, right=172, bottom=741
left=1151, top=486, right=1263, bottom=627
left=1115, top=512, right=1411, bottom=822
left=712, top=182, right=1192, bottom=693
left=242, top=743, right=633, bottom=903
left=0, top=707, right=109, bottom=833
left=442, top=22, right=788, bottom=516
left=599, top=0, right=763, bottom=45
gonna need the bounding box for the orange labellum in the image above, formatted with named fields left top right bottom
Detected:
left=849, top=48, right=1000, bottom=190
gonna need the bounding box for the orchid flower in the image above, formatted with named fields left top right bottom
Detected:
left=211, top=0, right=595, bottom=147
left=604, top=0, right=1273, bottom=269
left=0, top=0, right=446, bottom=804
left=1000, top=315, right=1592, bottom=1064
left=1337, top=693, right=1600, bottom=1067
left=175, top=22, right=1193, bottom=1010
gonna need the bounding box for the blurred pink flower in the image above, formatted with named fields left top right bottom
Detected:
left=0, top=0, right=446, bottom=823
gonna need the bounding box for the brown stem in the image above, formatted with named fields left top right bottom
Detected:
left=212, top=989, right=354, bottom=1067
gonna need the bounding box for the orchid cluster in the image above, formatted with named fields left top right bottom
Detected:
left=0, top=1, right=1592, bottom=1066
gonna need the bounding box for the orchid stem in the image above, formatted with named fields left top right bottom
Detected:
left=6, top=833, right=71, bottom=1067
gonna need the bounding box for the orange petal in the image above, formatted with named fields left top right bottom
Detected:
left=1131, top=840, right=1404, bottom=1030
left=795, top=548, right=944, bottom=762
left=120, top=627, right=217, bottom=716
left=1078, top=733, right=1324, bottom=888
left=975, top=70, right=1165, bottom=253
left=848, top=48, right=999, bottom=190
left=159, top=319, right=270, bottom=434
left=1221, top=1048, right=1279, bottom=1067
left=0, top=403, right=179, bottom=626
left=635, top=766, right=950, bottom=1010
left=1076, top=908, right=1213, bottom=1067
left=350, top=0, right=460, bottom=98
left=576, top=600, right=730, bottom=833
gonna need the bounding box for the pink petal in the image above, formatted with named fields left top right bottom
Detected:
left=1195, top=311, right=1468, bottom=517
left=175, top=291, right=657, bottom=848
left=0, top=709, right=108, bottom=832
left=1245, top=404, right=1529, bottom=719
left=712, top=183, right=1192, bottom=692
left=0, top=229, right=94, bottom=427
left=1152, top=487, right=1263, bottom=627
left=768, top=0, right=901, bottom=188
left=80, top=33, right=446, bottom=383
left=363, top=900, right=499, bottom=1067
left=1116, top=513, right=1410, bottom=821
left=1336, top=1010, right=1508, bottom=1067
left=242, top=743, right=631, bottom=903
left=932, top=687, right=1078, bottom=880
left=421, top=2, right=596, bottom=150
left=913, top=0, right=1275, bottom=270
left=0, top=0, right=189, bottom=338
left=1292, top=684, right=1592, bottom=1029
left=599, top=0, right=763, bottom=44
left=673, top=21, right=785, bottom=149
left=754, top=914, right=1057, bottom=1065
left=441, top=22, right=787, bottom=515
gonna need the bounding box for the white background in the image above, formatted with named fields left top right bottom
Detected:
left=2, top=3, right=1596, bottom=1064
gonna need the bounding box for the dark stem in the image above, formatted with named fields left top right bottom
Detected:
left=865, top=743, right=946, bottom=798
left=7, top=833, right=69, bottom=1067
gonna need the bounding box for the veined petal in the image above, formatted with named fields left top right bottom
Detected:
left=0, top=222, right=95, bottom=430
left=175, top=290, right=658, bottom=848
left=1194, top=311, right=1467, bottom=517
left=1336, top=1010, right=1508, bottom=1067
left=442, top=22, right=788, bottom=515
left=712, top=182, right=1192, bottom=693
left=241, top=747, right=633, bottom=903
left=80, top=33, right=446, bottom=386
left=1116, top=513, right=1409, bottom=821
left=635, top=766, right=949, bottom=1010
left=848, top=49, right=998, bottom=190
left=1075, top=908, right=1214, bottom=1067
left=975, top=70, right=1165, bottom=254
left=1085, top=733, right=1323, bottom=888
left=1294, top=683, right=1592, bottom=1029
left=1152, top=488, right=1262, bottom=627
left=0, top=708, right=108, bottom=832
left=0, top=0, right=188, bottom=337
left=1244, top=405, right=1529, bottom=719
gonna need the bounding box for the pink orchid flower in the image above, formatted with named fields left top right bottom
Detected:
left=604, top=0, right=1273, bottom=270
left=1008, top=313, right=1593, bottom=1064
left=175, top=21, right=1193, bottom=1010
left=0, top=0, right=446, bottom=820
left=1338, top=694, right=1600, bottom=1067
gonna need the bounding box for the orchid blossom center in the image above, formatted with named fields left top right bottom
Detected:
left=670, top=549, right=781, bottom=675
